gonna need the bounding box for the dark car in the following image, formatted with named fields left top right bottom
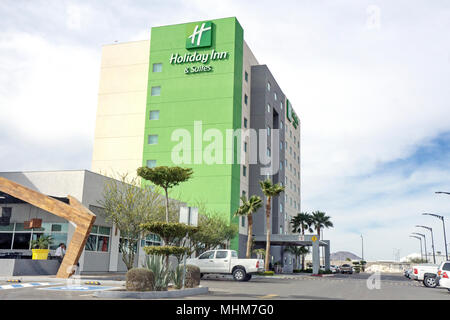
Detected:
left=340, top=264, right=353, bottom=274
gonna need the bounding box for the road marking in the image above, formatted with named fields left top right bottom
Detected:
left=259, top=294, right=279, bottom=299
left=38, top=285, right=119, bottom=291
left=0, top=282, right=58, bottom=290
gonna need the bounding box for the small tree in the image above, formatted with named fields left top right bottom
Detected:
left=98, top=174, right=163, bottom=270
left=137, top=166, right=193, bottom=223
left=234, top=195, right=263, bottom=258
left=260, top=179, right=285, bottom=271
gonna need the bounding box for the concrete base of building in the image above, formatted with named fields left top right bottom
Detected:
left=0, top=259, right=60, bottom=276
left=93, top=286, right=209, bottom=299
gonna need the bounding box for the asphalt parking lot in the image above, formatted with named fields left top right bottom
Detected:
left=0, top=273, right=449, bottom=300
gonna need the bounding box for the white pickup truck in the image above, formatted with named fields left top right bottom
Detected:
left=186, top=249, right=264, bottom=281
left=410, top=264, right=439, bottom=287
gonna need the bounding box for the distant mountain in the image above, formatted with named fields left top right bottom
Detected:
left=331, top=251, right=361, bottom=261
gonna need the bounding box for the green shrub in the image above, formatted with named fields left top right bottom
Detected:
left=185, top=265, right=201, bottom=288
left=257, top=271, right=275, bottom=276
left=143, top=246, right=189, bottom=257
left=126, top=268, right=155, bottom=292
left=143, top=255, right=170, bottom=291
left=140, top=222, right=198, bottom=245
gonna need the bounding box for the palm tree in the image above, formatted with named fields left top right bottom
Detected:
left=259, top=179, right=285, bottom=271
left=310, top=211, right=333, bottom=239
left=291, top=212, right=313, bottom=235
left=284, top=245, right=309, bottom=270
left=311, top=211, right=334, bottom=267
left=234, top=195, right=263, bottom=258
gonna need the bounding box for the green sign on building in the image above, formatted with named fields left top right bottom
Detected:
left=186, top=21, right=213, bottom=49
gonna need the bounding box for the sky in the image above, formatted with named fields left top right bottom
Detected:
left=1, top=0, right=450, bottom=261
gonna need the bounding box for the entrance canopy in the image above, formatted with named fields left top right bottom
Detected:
left=253, top=234, right=331, bottom=274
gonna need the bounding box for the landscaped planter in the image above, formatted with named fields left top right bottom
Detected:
left=32, top=249, right=49, bottom=260
left=93, top=286, right=209, bottom=299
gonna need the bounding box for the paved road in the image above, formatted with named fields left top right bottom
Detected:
left=0, top=273, right=448, bottom=300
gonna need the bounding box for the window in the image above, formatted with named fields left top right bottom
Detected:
left=149, top=110, right=159, bottom=120
left=140, top=233, right=162, bottom=247
left=267, top=104, right=271, bottom=113
left=215, top=251, right=228, bottom=259
left=151, top=86, right=161, bottom=96
left=280, top=226, right=283, bottom=234
left=241, top=216, right=245, bottom=227
left=285, top=141, right=287, bottom=149
left=244, top=142, right=247, bottom=152
left=152, top=63, right=162, bottom=72
left=280, top=102, right=283, bottom=110
left=244, top=94, right=248, bottom=105
left=267, top=82, right=271, bottom=91
left=85, top=225, right=111, bottom=252
left=274, top=92, right=277, bottom=101
left=442, top=263, right=450, bottom=271
left=267, top=126, right=271, bottom=136
left=280, top=161, right=283, bottom=170
left=199, top=251, right=215, bottom=259
left=267, top=148, right=271, bottom=157
left=148, top=135, right=158, bottom=145
left=231, top=251, right=238, bottom=258
left=294, top=136, right=296, bottom=143
left=0, top=222, right=68, bottom=250
left=245, top=71, right=248, bottom=82
left=243, top=117, right=248, bottom=128
left=285, top=176, right=288, bottom=184
left=280, top=121, right=283, bottom=129
left=146, top=160, right=156, bottom=168
left=279, top=203, right=283, bottom=213
left=242, top=190, right=246, bottom=197
left=280, top=143, right=283, bottom=151
left=243, top=165, right=247, bottom=177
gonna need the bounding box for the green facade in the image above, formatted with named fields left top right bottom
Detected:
left=143, top=17, right=244, bottom=250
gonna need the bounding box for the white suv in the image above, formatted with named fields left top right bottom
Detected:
left=436, top=261, right=450, bottom=291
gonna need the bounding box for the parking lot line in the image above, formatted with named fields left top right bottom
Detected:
left=0, top=282, right=58, bottom=290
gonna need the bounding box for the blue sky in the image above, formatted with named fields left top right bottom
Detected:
left=1, top=0, right=450, bottom=260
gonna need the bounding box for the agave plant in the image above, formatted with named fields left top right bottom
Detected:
left=30, top=235, right=53, bottom=249
left=170, top=265, right=184, bottom=289
left=143, top=255, right=170, bottom=291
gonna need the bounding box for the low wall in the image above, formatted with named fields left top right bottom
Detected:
left=0, top=259, right=60, bottom=276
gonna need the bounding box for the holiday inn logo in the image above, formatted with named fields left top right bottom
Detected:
left=186, top=21, right=213, bottom=49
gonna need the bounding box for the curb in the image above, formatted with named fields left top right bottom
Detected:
left=93, top=286, right=209, bottom=299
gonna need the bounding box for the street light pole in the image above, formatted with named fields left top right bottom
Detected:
left=416, top=225, right=436, bottom=264
left=410, top=235, right=423, bottom=261
left=413, top=232, right=428, bottom=263
left=360, top=234, right=364, bottom=261
left=423, top=213, right=448, bottom=261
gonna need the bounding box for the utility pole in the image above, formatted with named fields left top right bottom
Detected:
left=416, top=225, right=436, bottom=264
left=361, top=234, right=364, bottom=261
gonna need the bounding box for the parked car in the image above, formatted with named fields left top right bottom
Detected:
left=330, top=265, right=339, bottom=273
left=410, top=264, right=439, bottom=288
left=186, top=249, right=264, bottom=281
left=404, top=268, right=413, bottom=279
left=340, top=264, right=353, bottom=274
left=436, top=261, right=450, bottom=291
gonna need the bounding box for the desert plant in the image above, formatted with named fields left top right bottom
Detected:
left=30, top=235, right=53, bottom=249
left=126, top=268, right=155, bottom=291
left=137, top=166, right=193, bottom=223
left=185, top=265, right=201, bottom=288
left=143, top=255, right=171, bottom=291
left=171, top=265, right=184, bottom=289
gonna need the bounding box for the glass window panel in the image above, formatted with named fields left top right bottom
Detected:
left=152, top=63, right=162, bottom=72
left=151, top=86, right=161, bottom=96
left=13, top=233, right=31, bottom=249
left=85, top=235, right=97, bottom=251
left=0, top=223, right=14, bottom=231
left=231, top=251, right=238, bottom=258
left=98, top=226, right=110, bottom=235
left=14, top=223, right=30, bottom=231
left=97, top=236, right=109, bottom=252
left=149, top=110, right=159, bottom=120
left=215, top=251, right=228, bottom=259
left=148, top=135, right=158, bottom=145
left=0, top=233, right=13, bottom=249
left=147, top=160, right=156, bottom=168
left=90, top=225, right=98, bottom=234
left=49, top=233, right=67, bottom=250
left=51, top=224, right=62, bottom=232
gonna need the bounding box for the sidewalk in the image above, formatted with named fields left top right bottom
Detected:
left=0, top=273, right=126, bottom=286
